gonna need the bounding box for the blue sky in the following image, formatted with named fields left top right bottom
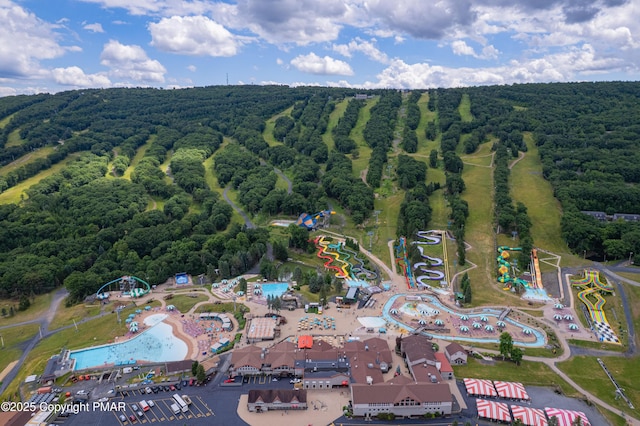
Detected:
left=1, top=0, right=639, bottom=96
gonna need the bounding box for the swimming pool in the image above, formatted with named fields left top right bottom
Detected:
left=69, top=320, right=188, bottom=370
left=261, top=282, right=289, bottom=299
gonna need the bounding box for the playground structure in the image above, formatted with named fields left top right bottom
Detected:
left=296, top=210, right=336, bottom=230
left=395, top=230, right=447, bottom=291
left=96, top=275, right=151, bottom=299
left=571, top=270, right=619, bottom=344
left=497, top=246, right=529, bottom=291
left=314, top=236, right=375, bottom=285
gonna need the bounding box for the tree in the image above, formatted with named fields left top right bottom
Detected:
left=196, top=363, right=206, bottom=383
left=191, top=361, right=199, bottom=377
left=499, top=332, right=513, bottom=360
left=292, top=266, right=302, bottom=283
left=272, top=239, right=289, bottom=262
left=548, top=416, right=559, bottom=426
left=429, top=149, right=438, bottom=167
left=511, top=347, right=524, bottom=365
left=238, top=278, right=247, bottom=293
left=1, top=307, right=5, bottom=317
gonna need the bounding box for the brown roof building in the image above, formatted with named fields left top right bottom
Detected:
left=247, top=389, right=308, bottom=412
left=351, top=376, right=452, bottom=417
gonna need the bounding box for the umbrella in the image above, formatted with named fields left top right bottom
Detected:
left=460, top=325, right=469, bottom=332
left=130, top=321, right=138, bottom=327
left=144, top=306, right=151, bottom=311
left=485, top=324, right=494, bottom=331
left=237, top=291, right=244, bottom=296
left=390, top=309, right=399, bottom=315
left=167, top=305, right=175, bottom=311
left=460, top=315, right=469, bottom=321
left=130, top=324, right=138, bottom=332
left=435, top=319, right=444, bottom=326
left=419, top=309, right=428, bottom=315
left=433, top=310, right=440, bottom=315
left=569, top=323, right=579, bottom=330
left=253, top=289, right=261, bottom=295
left=125, top=318, right=132, bottom=324
left=473, top=322, right=482, bottom=329
left=418, top=319, right=427, bottom=325
left=480, top=316, right=488, bottom=322
left=553, top=314, right=563, bottom=321
left=496, top=321, right=506, bottom=327
left=135, top=309, right=142, bottom=314
left=564, top=314, right=573, bottom=320
left=522, top=328, right=532, bottom=335
left=554, top=303, right=564, bottom=309
left=128, top=313, right=135, bottom=318
left=212, top=283, right=219, bottom=288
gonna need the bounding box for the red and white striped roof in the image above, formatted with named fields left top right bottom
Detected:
left=464, top=378, right=497, bottom=397
left=476, top=398, right=511, bottom=422
left=545, top=407, right=590, bottom=426
left=511, top=405, right=547, bottom=426
left=494, top=380, right=530, bottom=400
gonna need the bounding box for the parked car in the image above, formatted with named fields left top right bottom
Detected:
left=118, top=414, right=127, bottom=422
left=182, top=380, right=188, bottom=387
left=129, top=414, right=137, bottom=422
left=169, top=385, right=176, bottom=391
left=223, top=378, right=234, bottom=384
left=136, top=410, right=144, bottom=418
left=147, top=400, right=155, bottom=407
left=145, top=387, right=152, bottom=394
left=98, top=397, right=109, bottom=403
left=131, top=403, right=139, bottom=412
left=76, top=390, right=88, bottom=395
left=290, top=378, right=301, bottom=384
left=151, top=386, right=158, bottom=393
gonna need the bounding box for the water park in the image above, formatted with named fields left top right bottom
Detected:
left=96, top=275, right=151, bottom=300
left=394, top=230, right=448, bottom=293
left=382, top=293, right=546, bottom=346
left=571, top=270, right=619, bottom=344
left=497, top=247, right=551, bottom=301
left=314, top=236, right=378, bottom=286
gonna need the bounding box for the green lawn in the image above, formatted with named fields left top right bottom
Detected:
left=203, top=140, right=245, bottom=226
left=0, top=113, right=15, bottom=130
left=0, top=147, right=55, bottom=177
left=510, top=134, right=570, bottom=255
left=168, top=294, right=209, bottom=313
left=453, top=358, right=577, bottom=396
left=415, top=92, right=439, bottom=156
left=0, top=293, right=53, bottom=326
left=557, top=355, right=640, bottom=418
left=0, top=323, right=40, bottom=375
left=49, top=303, right=103, bottom=330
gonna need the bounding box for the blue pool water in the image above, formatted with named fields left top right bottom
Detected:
left=69, top=319, right=188, bottom=370
left=382, top=294, right=546, bottom=347
left=261, top=282, right=290, bottom=299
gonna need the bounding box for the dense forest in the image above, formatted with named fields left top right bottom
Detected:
left=0, top=82, right=639, bottom=303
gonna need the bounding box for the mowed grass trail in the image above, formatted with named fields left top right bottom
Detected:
left=510, top=133, right=570, bottom=255
left=263, top=106, right=293, bottom=147
left=351, top=97, right=377, bottom=180
left=0, top=153, right=81, bottom=204
left=0, top=146, right=55, bottom=176
left=323, top=98, right=349, bottom=152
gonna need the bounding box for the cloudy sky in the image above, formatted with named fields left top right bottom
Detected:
left=1, top=0, right=639, bottom=96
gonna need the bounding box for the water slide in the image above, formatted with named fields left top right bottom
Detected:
left=340, top=244, right=378, bottom=280
left=412, top=231, right=445, bottom=287
left=395, top=237, right=416, bottom=289
left=572, top=270, right=613, bottom=324
left=530, top=248, right=543, bottom=290
left=315, top=236, right=349, bottom=278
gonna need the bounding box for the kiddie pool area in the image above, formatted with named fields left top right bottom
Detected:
left=258, top=282, right=290, bottom=299
left=69, top=314, right=188, bottom=370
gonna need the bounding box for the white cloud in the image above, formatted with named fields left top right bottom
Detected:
left=332, top=38, right=389, bottom=63
left=187, top=65, right=196, bottom=72
left=100, top=40, right=166, bottom=82
left=83, top=22, right=104, bottom=33
left=149, top=16, right=240, bottom=57
left=51, top=66, right=111, bottom=87
left=0, top=2, right=66, bottom=78
left=290, top=53, right=353, bottom=76
left=451, top=40, right=500, bottom=59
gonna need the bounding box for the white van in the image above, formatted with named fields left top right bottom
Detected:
left=170, top=403, right=180, bottom=415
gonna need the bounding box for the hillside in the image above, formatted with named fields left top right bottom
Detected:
left=0, top=83, right=639, bottom=304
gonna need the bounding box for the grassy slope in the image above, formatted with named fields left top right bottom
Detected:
left=0, top=153, right=81, bottom=204
left=5, top=129, right=24, bottom=148
left=323, top=98, right=349, bottom=152
left=510, top=133, right=571, bottom=256
left=263, top=106, right=292, bottom=147
left=458, top=93, right=473, bottom=122
left=121, top=135, right=154, bottom=180
left=350, top=97, right=377, bottom=180
left=203, top=138, right=244, bottom=226
left=0, top=323, right=40, bottom=375
left=0, top=113, right=14, bottom=129
left=0, top=146, right=55, bottom=176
